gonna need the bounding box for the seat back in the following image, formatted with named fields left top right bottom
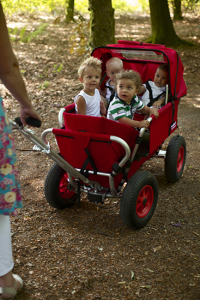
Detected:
left=53, top=114, right=140, bottom=189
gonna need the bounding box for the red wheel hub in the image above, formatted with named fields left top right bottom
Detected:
left=177, top=146, right=184, bottom=173
left=59, top=173, right=75, bottom=199
left=136, top=185, right=154, bottom=218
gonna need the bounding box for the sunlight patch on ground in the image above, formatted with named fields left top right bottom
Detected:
left=194, top=96, right=200, bottom=108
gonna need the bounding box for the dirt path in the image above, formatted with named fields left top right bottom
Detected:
left=1, top=12, right=200, bottom=299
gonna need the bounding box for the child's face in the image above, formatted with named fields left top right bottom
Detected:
left=80, top=67, right=101, bottom=92
left=154, top=69, right=168, bottom=87
left=116, top=79, right=138, bottom=104
left=106, top=63, right=123, bottom=83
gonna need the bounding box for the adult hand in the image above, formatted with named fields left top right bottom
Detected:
left=19, top=103, right=41, bottom=127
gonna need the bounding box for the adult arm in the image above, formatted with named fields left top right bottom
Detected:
left=0, top=3, right=41, bottom=126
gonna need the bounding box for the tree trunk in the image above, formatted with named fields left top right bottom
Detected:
left=66, top=0, right=74, bottom=22
left=88, top=0, right=115, bottom=48
left=149, top=0, right=181, bottom=45
left=172, top=0, right=183, bottom=20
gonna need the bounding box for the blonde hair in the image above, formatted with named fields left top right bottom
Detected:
left=78, top=56, right=102, bottom=78
left=115, top=69, right=142, bottom=90
left=106, top=57, right=123, bottom=70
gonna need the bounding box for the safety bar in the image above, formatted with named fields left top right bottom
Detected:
left=130, top=116, right=152, bottom=162
left=58, top=107, right=66, bottom=127
left=116, top=117, right=153, bottom=191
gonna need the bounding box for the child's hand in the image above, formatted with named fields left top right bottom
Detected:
left=100, top=101, right=107, bottom=116
left=139, top=120, right=150, bottom=129
left=153, top=99, right=162, bottom=108
left=149, top=108, right=159, bottom=119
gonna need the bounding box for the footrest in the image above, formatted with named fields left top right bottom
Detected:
left=134, top=131, right=150, bottom=160
left=88, top=188, right=109, bottom=204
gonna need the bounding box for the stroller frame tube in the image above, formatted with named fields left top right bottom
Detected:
left=11, top=120, right=131, bottom=197
left=11, top=121, right=90, bottom=183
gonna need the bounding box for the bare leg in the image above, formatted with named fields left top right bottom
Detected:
left=0, top=215, right=22, bottom=298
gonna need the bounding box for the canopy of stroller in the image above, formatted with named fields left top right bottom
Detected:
left=92, top=40, right=187, bottom=101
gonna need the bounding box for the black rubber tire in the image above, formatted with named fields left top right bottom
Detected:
left=165, top=135, right=186, bottom=183
left=44, top=163, right=77, bottom=209
left=120, top=171, right=158, bottom=230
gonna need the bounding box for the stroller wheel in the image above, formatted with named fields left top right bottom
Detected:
left=120, top=171, right=158, bottom=230
left=165, top=135, right=186, bottom=183
left=44, top=163, right=78, bottom=209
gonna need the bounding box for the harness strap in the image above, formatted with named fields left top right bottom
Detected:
left=105, top=83, right=115, bottom=107
left=80, top=148, right=98, bottom=176
left=145, top=80, right=165, bottom=107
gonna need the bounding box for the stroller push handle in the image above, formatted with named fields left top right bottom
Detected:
left=15, top=117, right=42, bottom=128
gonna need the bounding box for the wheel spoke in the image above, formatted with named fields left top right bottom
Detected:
left=136, top=201, right=144, bottom=211
left=143, top=189, right=148, bottom=200
left=137, top=195, right=144, bottom=203
left=59, top=173, right=75, bottom=199
left=177, top=146, right=184, bottom=173
left=136, top=185, right=153, bottom=218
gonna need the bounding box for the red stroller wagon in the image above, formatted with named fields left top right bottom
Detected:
left=12, top=41, right=187, bottom=230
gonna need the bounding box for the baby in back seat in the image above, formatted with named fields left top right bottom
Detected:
left=138, top=64, right=168, bottom=108
left=100, top=57, right=123, bottom=107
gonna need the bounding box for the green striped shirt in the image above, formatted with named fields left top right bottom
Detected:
left=107, top=95, right=144, bottom=121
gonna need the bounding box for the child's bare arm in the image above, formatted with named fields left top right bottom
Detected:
left=138, top=85, right=146, bottom=95
left=140, top=106, right=159, bottom=119
left=100, top=95, right=108, bottom=109
left=76, top=96, right=86, bottom=115
left=118, top=117, right=150, bottom=129
left=100, top=101, right=107, bottom=116
left=99, top=86, right=107, bottom=98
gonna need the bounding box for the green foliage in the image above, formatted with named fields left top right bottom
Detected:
left=19, top=26, right=27, bottom=41
left=3, top=0, right=150, bottom=15
left=112, top=0, right=149, bottom=12
left=74, top=0, right=149, bottom=13
left=182, top=0, right=200, bottom=12
left=8, top=23, right=49, bottom=43
left=74, top=0, right=88, bottom=13
left=21, top=23, right=49, bottom=42
left=69, top=14, right=90, bottom=56
left=170, top=0, right=200, bottom=14
left=1, top=0, right=66, bottom=14
left=8, top=27, right=18, bottom=41
left=20, top=70, right=26, bottom=76
left=39, top=68, right=48, bottom=79
left=53, top=63, right=63, bottom=72
left=40, top=81, right=50, bottom=89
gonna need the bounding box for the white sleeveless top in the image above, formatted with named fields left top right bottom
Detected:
left=74, top=89, right=101, bottom=117
left=105, top=79, right=115, bottom=104
left=140, top=81, right=166, bottom=106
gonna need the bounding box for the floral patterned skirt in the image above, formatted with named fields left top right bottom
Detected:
left=0, top=97, right=23, bottom=215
